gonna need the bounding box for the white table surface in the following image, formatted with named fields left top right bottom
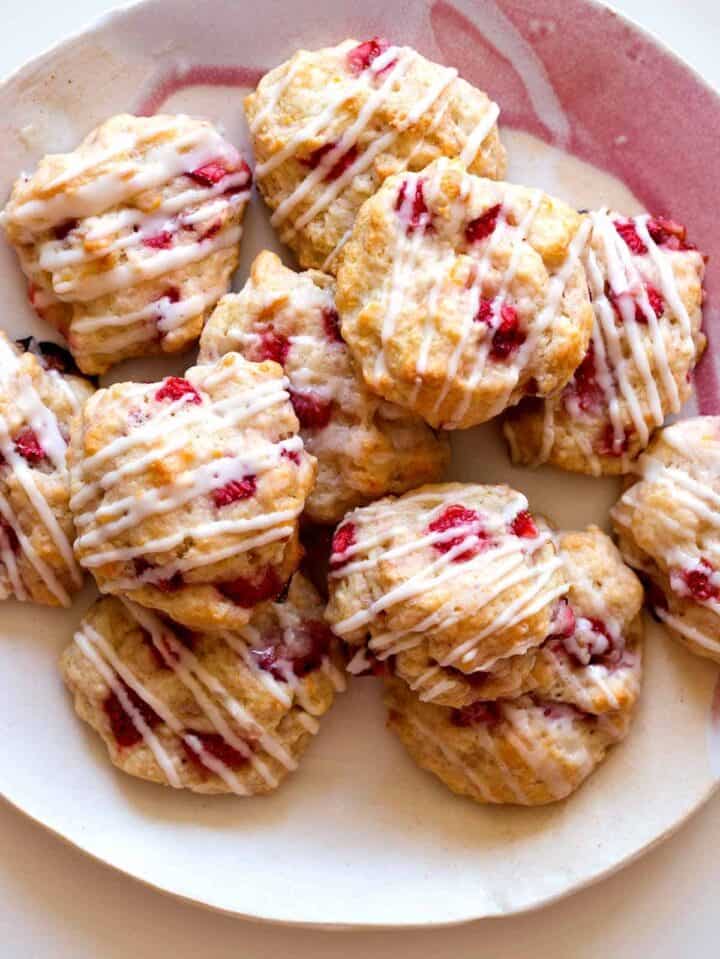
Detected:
left=1, top=1, right=718, bottom=955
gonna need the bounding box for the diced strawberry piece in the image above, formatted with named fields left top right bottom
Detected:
left=199, top=220, right=222, bottom=242
left=281, top=448, right=301, bottom=466
left=672, top=559, right=719, bottom=602
left=302, top=142, right=358, bottom=182
left=451, top=701, right=502, bottom=727
left=428, top=504, right=490, bottom=561
left=614, top=218, right=648, bottom=255
left=188, top=161, right=229, bottom=186
left=395, top=178, right=432, bottom=234
left=322, top=307, right=344, bottom=343
left=252, top=620, right=333, bottom=680
left=474, top=298, right=494, bottom=325
left=104, top=680, right=161, bottom=748
left=346, top=37, right=391, bottom=74
left=142, top=231, right=174, bottom=250
left=511, top=510, right=538, bottom=538
left=565, top=342, right=603, bottom=414
left=212, top=475, right=257, bottom=508
left=257, top=328, right=290, bottom=366
left=182, top=731, right=251, bottom=771
left=465, top=204, right=501, bottom=244
left=290, top=390, right=332, bottom=430
left=218, top=567, right=282, bottom=607
left=490, top=304, right=525, bottom=360
left=154, top=376, right=202, bottom=404
left=647, top=215, right=695, bottom=251
left=330, top=522, right=356, bottom=569
left=645, top=284, right=665, bottom=319
left=14, top=428, right=46, bottom=464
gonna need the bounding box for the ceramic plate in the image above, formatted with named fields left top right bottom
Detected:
left=0, top=0, right=718, bottom=928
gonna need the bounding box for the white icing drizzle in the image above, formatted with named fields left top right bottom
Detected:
left=71, top=359, right=302, bottom=588
left=534, top=210, right=700, bottom=472
left=253, top=41, right=500, bottom=254
left=375, top=160, right=591, bottom=426
left=330, top=487, right=566, bottom=673
left=5, top=117, right=250, bottom=361
left=0, top=338, right=82, bottom=604
left=73, top=596, right=339, bottom=794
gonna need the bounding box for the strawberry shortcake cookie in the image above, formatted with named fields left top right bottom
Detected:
left=245, top=38, right=505, bottom=272
left=2, top=113, right=251, bottom=374
left=69, top=352, right=316, bottom=631
left=199, top=251, right=450, bottom=523
left=335, top=159, right=594, bottom=429
left=504, top=210, right=706, bottom=474
left=61, top=574, right=345, bottom=794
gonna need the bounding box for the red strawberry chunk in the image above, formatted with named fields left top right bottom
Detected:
left=490, top=304, right=525, bottom=360
left=465, top=204, right=501, bottom=244
left=614, top=218, right=648, bottom=255
left=104, top=680, right=161, bottom=748
left=212, top=475, right=257, bottom=508
left=672, top=559, right=719, bottom=602
left=474, top=298, right=494, bottom=325
left=281, top=448, right=301, bottom=466
left=331, top=522, right=356, bottom=568
left=142, top=231, right=174, bottom=250
left=564, top=343, right=604, bottom=414
left=155, top=376, right=202, bottom=404
left=218, top=567, right=282, bottom=608
left=182, top=731, right=251, bottom=771
left=428, top=504, right=490, bottom=561
left=395, top=178, right=432, bottom=234
left=322, top=307, right=344, bottom=343
left=290, top=389, right=332, bottom=430
left=346, top=37, right=391, bottom=74
left=257, top=328, right=290, bottom=366
left=252, top=620, right=333, bottom=680
left=645, top=284, right=665, bottom=319
left=451, top=701, right=502, bottom=727
left=14, top=428, right=46, bottom=464
left=302, top=142, right=358, bottom=182
left=511, top=510, right=538, bottom=539
left=188, top=160, right=229, bottom=187
left=549, top=599, right=576, bottom=639
left=647, top=215, right=694, bottom=251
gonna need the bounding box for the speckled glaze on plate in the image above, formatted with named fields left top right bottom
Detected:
left=0, top=0, right=717, bottom=928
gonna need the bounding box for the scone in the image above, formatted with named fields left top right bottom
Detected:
left=60, top=575, right=346, bottom=794
left=199, top=251, right=450, bottom=523
left=611, top=416, right=720, bottom=662
left=69, top=353, right=316, bottom=631
left=326, top=483, right=568, bottom=696
left=245, top=37, right=506, bottom=272
left=1, top=113, right=251, bottom=374
left=384, top=527, right=643, bottom=805
left=335, top=158, right=594, bottom=429
left=385, top=680, right=630, bottom=806
left=0, top=330, right=93, bottom=606
left=504, top=211, right=706, bottom=474
left=527, top=527, right=644, bottom=716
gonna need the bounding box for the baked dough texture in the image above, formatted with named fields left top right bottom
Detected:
left=199, top=251, right=450, bottom=523
left=2, top=113, right=251, bottom=374
left=61, top=576, right=345, bottom=794
left=245, top=37, right=506, bottom=272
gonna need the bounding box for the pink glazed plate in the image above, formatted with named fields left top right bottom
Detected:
left=0, top=0, right=718, bottom=927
